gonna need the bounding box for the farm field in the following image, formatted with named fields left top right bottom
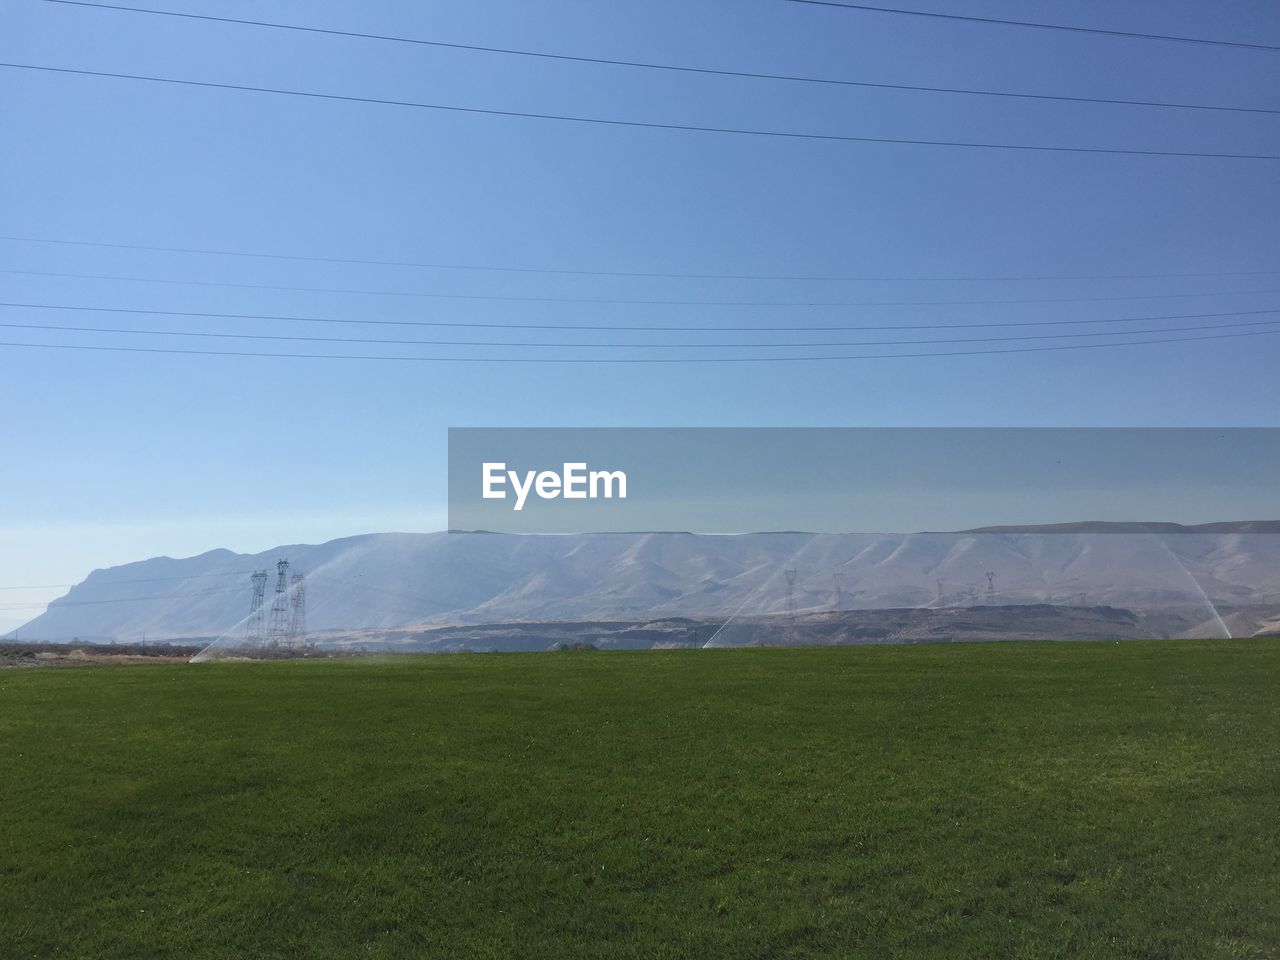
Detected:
left=2, top=640, right=1278, bottom=959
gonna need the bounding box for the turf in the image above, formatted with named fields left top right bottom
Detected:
left=2, top=640, right=1278, bottom=959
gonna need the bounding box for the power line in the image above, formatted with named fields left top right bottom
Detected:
left=4, top=315, right=1279, bottom=349
left=5, top=268, right=1280, bottom=310
left=786, top=0, right=1280, bottom=53
left=0, top=571, right=255, bottom=590
left=1, top=587, right=245, bottom=608
left=2, top=327, right=1277, bottom=363
left=6, top=301, right=1278, bottom=333
left=5, top=62, right=1278, bottom=161
left=0, top=569, right=259, bottom=596
left=90, top=571, right=258, bottom=585
left=41, top=0, right=1280, bottom=116
left=4, top=235, right=1276, bottom=282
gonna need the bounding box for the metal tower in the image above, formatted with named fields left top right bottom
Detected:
left=245, top=570, right=268, bottom=647
left=288, top=572, right=306, bottom=648
left=267, top=558, right=290, bottom=645
left=832, top=571, right=844, bottom=611
left=985, top=571, right=996, bottom=602
left=784, top=569, right=797, bottom=621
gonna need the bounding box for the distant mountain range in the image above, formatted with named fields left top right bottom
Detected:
left=11, top=525, right=1280, bottom=644
left=953, top=521, right=1280, bottom=535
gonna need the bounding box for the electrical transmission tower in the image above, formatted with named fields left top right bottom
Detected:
left=832, top=571, right=844, bottom=612
left=985, top=571, right=995, bottom=603
left=936, top=579, right=945, bottom=604
left=267, top=558, right=290, bottom=645
left=288, top=573, right=307, bottom=649
left=245, top=570, right=268, bottom=647
left=783, top=568, right=798, bottom=643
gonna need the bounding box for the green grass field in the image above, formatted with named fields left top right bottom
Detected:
left=3, top=640, right=1278, bottom=959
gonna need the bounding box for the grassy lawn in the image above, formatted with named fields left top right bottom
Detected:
left=2, top=640, right=1278, bottom=959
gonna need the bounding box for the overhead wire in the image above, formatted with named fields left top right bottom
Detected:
left=4, top=268, right=1280, bottom=309
left=4, top=63, right=1278, bottom=160
left=40, top=0, right=1280, bottom=114
left=3, top=301, right=1277, bottom=333
left=3, top=314, right=1279, bottom=349
left=785, top=0, right=1280, bottom=52
left=4, top=236, right=1276, bottom=282
left=2, top=327, right=1278, bottom=363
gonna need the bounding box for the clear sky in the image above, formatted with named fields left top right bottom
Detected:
left=1, top=0, right=1278, bottom=631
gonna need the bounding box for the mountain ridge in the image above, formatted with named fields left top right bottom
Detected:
left=12, top=526, right=1280, bottom=642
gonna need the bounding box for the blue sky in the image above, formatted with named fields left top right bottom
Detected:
left=1, top=0, right=1278, bottom=629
